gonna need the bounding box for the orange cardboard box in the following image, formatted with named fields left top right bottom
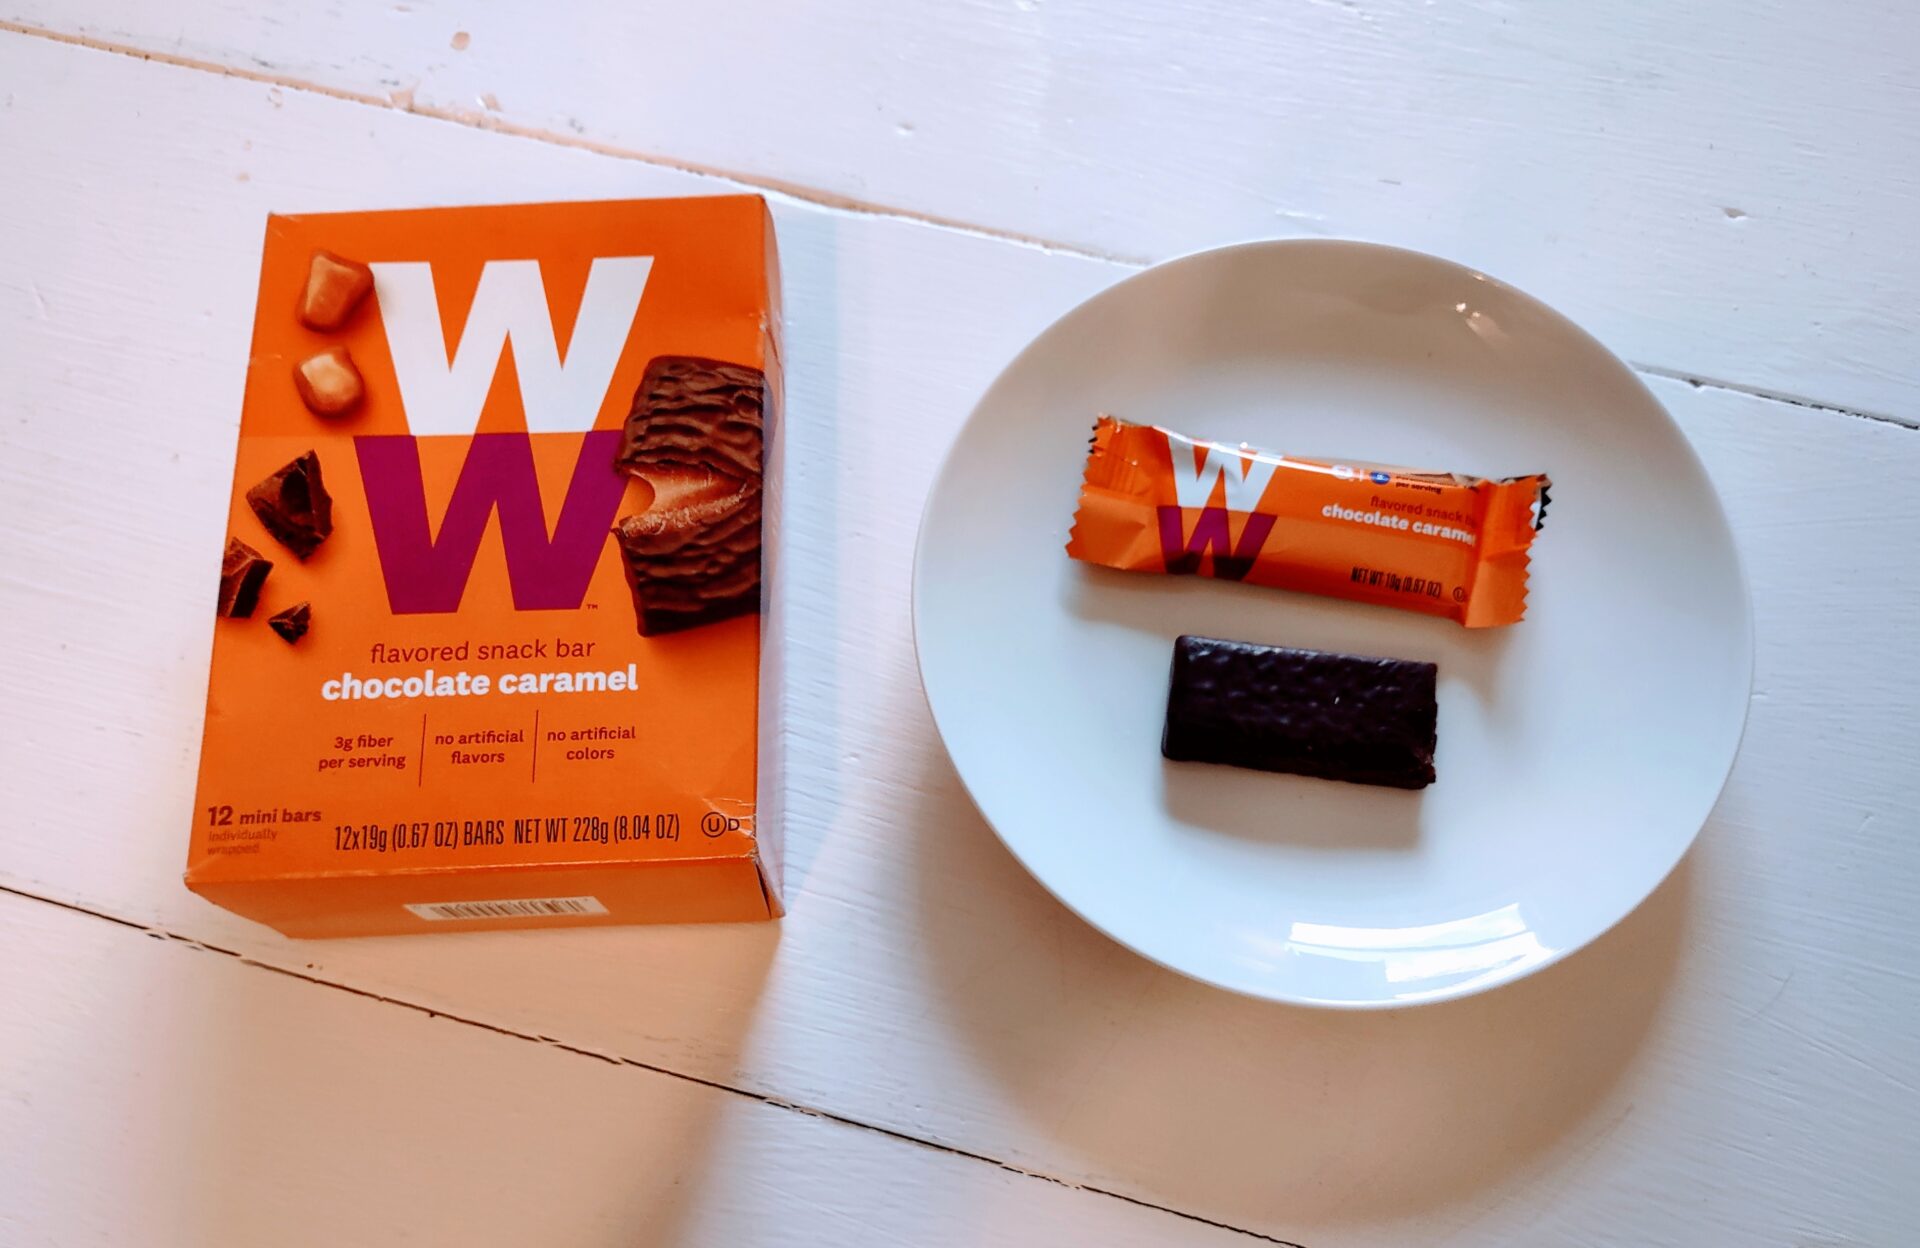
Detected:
left=187, top=196, right=783, bottom=937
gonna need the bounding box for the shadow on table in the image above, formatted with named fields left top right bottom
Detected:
left=908, top=745, right=1691, bottom=1235
left=169, top=918, right=779, bottom=1247
left=177, top=928, right=781, bottom=1247
left=1162, top=755, right=1427, bottom=850
left=758, top=203, right=846, bottom=896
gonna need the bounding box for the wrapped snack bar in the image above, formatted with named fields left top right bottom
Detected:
left=1067, top=416, right=1549, bottom=627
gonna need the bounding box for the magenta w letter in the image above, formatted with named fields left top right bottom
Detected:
left=1156, top=506, right=1275, bottom=581
left=356, top=431, right=627, bottom=613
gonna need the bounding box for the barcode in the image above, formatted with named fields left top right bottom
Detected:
left=404, top=896, right=608, bottom=922
left=1350, top=566, right=1445, bottom=599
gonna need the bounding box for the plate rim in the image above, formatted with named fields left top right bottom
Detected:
left=910, top=237, right=1755, bottom=1009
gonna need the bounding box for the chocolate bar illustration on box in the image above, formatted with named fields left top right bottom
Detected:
left=612, top=355, right=767, bottom=636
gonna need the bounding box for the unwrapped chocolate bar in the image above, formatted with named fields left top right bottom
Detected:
left=1162, top=635, right=1437, bottom=789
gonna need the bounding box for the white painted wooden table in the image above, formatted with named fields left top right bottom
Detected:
left=3, top=6, right=1916, bottom=1245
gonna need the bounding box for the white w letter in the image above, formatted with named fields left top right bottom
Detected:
left=1169, top=442, right=1278, bottom=509
left=374, top=257, right=653, bottom=436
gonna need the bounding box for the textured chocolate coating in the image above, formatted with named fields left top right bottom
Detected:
left=612, top=486, right=761, bottom=635
left=268, top=601, right=311, bottom=644
left=1162, top=636, right=1437, bottom=788
left=217, top=537, right=273, bottom=618
left=618, top=355, right=765, bottom=482
left=246, top=450, right=333, bottom=560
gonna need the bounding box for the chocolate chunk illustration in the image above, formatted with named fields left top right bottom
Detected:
left=246, top=450, right=333, bottom=560
left=217, top=537, right=273, bottom=618
left=268, top=601, right=311, bottom=644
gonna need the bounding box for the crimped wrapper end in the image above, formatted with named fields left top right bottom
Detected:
left=1065, top=414, right=1143, bottom=563
left=1462, top=474, right=1551, bottom=627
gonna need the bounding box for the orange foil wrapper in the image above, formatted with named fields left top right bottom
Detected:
left=1067, top=416, right=1550, bottom=627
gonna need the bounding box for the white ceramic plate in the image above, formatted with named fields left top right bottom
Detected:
left=913, top=241, right=1751, bottom=1008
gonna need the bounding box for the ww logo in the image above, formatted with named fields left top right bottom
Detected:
left=354, top=257, right=652, bottom=613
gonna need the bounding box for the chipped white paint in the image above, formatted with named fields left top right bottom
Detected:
left=1, top=16, right=1917, bottom=1248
